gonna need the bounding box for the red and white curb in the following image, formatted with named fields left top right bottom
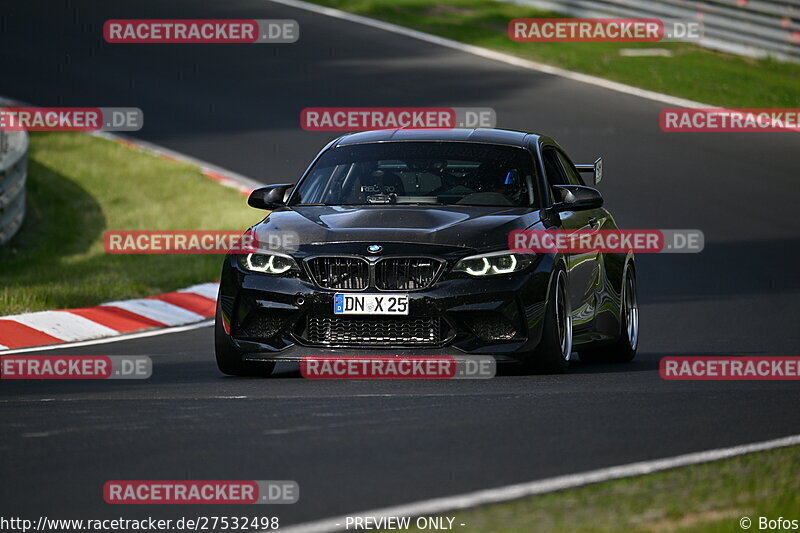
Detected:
left=0, top=283, right=219, bottom=351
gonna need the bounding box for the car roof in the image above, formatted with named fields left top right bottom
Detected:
left=333, top=128, right=540, bottom=148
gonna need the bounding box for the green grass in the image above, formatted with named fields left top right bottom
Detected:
left=385, top=445, right=800, bottom=533
left=309, top=0, right=800, bottom=108
left=0, top=132, right=262, bottom=315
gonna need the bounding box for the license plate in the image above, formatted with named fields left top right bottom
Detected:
left=334, top=293, right=409, bottom=315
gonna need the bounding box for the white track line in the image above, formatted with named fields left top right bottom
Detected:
left=0, top=320, right=213, bottom=355
left=266, top=0, right=714, bottom=109
left=277, top=433, right=800, bottom=533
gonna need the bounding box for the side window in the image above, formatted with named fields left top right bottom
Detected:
left=542, top=148, right=570, bottom=205
left=542, top=148, right=569, bottom=187
left=556, top=150, right=585, bottom=186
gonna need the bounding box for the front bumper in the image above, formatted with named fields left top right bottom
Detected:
left=218, top=252, right=554, bottom=363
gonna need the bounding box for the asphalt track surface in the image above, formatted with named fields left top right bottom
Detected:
left=2, top=0, right=799, bottom=527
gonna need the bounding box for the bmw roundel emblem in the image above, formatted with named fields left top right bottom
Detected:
left=367, top=244, right=383, bottom=254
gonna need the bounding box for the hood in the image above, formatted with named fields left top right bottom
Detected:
left=254, top=205, right=542, bottom=251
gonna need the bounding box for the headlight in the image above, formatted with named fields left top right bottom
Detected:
left=452, top=251, right=535, bottom=277
left=238, top=253, right=299, bottom=275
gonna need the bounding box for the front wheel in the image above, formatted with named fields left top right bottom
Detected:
left=215, top=303, right=276, bottom=377
left=521, top=267, right=572, bottom=374
left=579, top=265, right=639, bottom=364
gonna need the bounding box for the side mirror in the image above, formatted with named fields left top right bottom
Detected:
left=552, top=185, right=603, bottom=211
left=247, top=184, right=294, bottom=210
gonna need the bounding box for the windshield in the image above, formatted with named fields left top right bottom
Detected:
left=290, top=142, right=538, bottom=207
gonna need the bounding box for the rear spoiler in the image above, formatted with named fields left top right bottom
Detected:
left=576, top=157, right=602, bottom=185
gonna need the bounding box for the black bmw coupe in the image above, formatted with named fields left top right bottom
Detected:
left=215, top=128, right=638, bottom=375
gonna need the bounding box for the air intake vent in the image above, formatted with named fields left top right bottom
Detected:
left=305, top=316, right=441, bottom=346
left=237, top=309, right=293, bottom=339
left=462, top=313, right=517, bottom=341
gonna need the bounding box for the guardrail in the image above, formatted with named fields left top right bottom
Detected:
left=507, top=0, right=800, bottom=62
left=0, top=126, right=29, bottom=245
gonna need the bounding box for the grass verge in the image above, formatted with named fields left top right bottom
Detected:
left=0, top=132, right=261, bottom=315
left=386, top=444, right=800, bottom=533
left=307, top=0, right=800, bottom=108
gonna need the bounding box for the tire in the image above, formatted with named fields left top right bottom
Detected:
left=579, top=265, right=639, bottom=364
left=521, top=266, right=572, bottom=374
left=215, top=303, right=276, bottom=377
